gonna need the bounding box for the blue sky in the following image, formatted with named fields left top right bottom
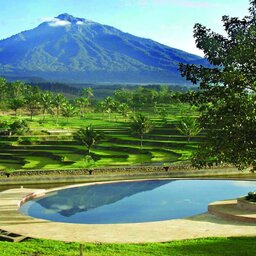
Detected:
left=0, top=0, right=250, bottom=56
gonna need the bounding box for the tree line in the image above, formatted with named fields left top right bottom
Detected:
left=0, top=78, right=194, bottom=121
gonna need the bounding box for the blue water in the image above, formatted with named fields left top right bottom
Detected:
left=19, top=179, right=256, bottom=224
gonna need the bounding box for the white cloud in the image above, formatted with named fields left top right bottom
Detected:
left=41, top=17, right=55, bottom=23
left=41, top=17, right=71, bottom=27
left=76, top=21, right=84, bottom=25
left=49, top=19, right=71, bottom=27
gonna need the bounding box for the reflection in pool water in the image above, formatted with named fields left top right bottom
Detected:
left=19, top=180, right=256, bottom=224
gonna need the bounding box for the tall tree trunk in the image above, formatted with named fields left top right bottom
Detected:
left=140, top=134, right=143, bottom=150
left=56, top=107, right=59, bottom=124
left=43, top=109, right=46, bottom=121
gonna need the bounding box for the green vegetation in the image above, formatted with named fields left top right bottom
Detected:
left=74, top=125, right=103, bottom=154
left=179, top=0, right=256, bottom=171
left=176, top=116, right=201, bottom=142
left=0, top=237, right=256, bottom=256
left=0, top=112, right=196, bottom=171
left=246, top=192, right=256, bottom=202
left=0, top=79, right=199, bottom=172
left=130, top=114, right=153, bottom=149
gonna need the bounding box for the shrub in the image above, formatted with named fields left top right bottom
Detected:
left=4, top=168, right=15, bottom=178
left=246, top=192, right=256, bottom=202
left=9, top=120, right=30, bottom=135
left=18, top=137, right=39, bottom=145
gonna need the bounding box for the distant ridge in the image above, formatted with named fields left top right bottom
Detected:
left=0, top=13, right=208, bottom=84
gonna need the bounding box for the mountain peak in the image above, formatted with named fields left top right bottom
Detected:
left=56, top=13, right=85, bottom=24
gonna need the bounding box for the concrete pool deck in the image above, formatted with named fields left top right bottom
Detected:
left=0, top=187, right=256, bottom=243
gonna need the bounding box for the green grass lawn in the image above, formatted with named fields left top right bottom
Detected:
left=1, top=237, right=255, bottom=256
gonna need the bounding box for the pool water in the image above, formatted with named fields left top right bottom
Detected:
left=19, top=179, right=256, bottom=224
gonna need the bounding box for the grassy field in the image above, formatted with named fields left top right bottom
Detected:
left=0, top=106, right=200, bottom=171
left=0, top=237, right=255, bottom=256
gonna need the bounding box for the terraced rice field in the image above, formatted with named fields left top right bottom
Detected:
left=0, top=111, right=200, bottom=171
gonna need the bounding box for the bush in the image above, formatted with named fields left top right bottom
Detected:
left=246, top=192, right=256, bottom=202
left=4, top=168, right=15, bottom=178
left=9, top=120, right=30, bottom=135
left=18, top=137, right=39, bottom=145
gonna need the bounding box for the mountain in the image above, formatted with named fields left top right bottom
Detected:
left=0, top=13, right=207, bottom=84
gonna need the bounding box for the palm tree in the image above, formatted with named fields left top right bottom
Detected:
left=103, top=97, right=115, bottom=121
left=130, top=113, right=153, bottom=149
left=75, top=97, right=89, bottom=117
left=0, top=78, right=7, bottom=105
left=74, top=124, right=103, bottom=154
left=62, top=103, right=77, bottom=122
left=25, top=86, right=41, bottom=120
left=118, top=103, right=130, bottom=121
left=176, top=116, right=202, bottom=141
left=9, top=81, right=26, bottom=98
left=53, top=93, right=67, bottom=122
left=80, top=87, right=94, bottom=98
left=40, top=91, right=53, bottom=120
left=80, top=87, right=94, bottom=108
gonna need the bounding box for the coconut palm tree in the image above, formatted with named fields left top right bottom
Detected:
left=130, top=113, right=153, bottom=149
left=118, top=103, right=130, bottom=121
left=103, top=97, right=115, bottom=121
left=74, top=124, right=103, bottom=154
left=176, top=116, right=201, bottom=141
left=53, top=93, right=67, bottom=122
left=40, top=91, right=53, bottom=120
left=62, top=103, right=77, bottom=122
left=80, top=87, right=94, bottom=98
left=25, top=86, right=41, bottom=120
left=0, top=78, right=8, bottom=106
left=75, top=97, right=89, bottom=117
left=80, top=87, right=94, bottom=108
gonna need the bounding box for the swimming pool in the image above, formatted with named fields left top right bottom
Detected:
left=19, top=179, right=256, bottom=224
